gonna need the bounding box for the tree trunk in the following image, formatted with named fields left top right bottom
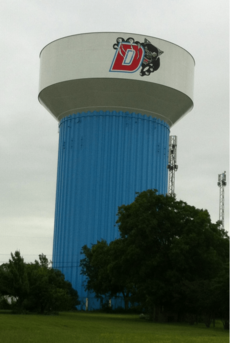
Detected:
left=125, top=296, right=130, bottom=310
left=222, top=319, right=229, bottom=330
left=122, top=292, right=129, bottom=310
left=203, top=314, right=211, bottom=328
left=212, top=318, right=215, bottom=328
left=153, top=305, right=159, bottom=322
left=187, top=313, right=195, bottom=325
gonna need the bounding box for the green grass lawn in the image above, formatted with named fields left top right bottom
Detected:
left=0, top=311, right=228, bottom=343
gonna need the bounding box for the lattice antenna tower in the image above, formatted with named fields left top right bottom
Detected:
left=217, top=171, right=227, bottom=229
left=167, top=136, right=178, bottom=196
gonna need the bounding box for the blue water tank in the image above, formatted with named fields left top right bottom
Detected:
left=52, top=111, right=169, bottom=308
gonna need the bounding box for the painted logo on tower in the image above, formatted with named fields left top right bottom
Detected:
left=110, top=37, right=164, bottom=77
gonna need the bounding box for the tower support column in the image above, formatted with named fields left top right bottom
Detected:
left=52, top=111, right=169, bottom=308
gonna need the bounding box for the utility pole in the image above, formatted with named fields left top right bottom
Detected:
left=167, top=136, right=178, bottom=197
left=217, top=171, right=227, bottom=229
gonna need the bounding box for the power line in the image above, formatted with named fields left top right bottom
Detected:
left=0, top=235, right=52, bottom=238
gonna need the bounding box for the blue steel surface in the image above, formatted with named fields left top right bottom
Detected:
left=52, top=111, right=169, bottom=308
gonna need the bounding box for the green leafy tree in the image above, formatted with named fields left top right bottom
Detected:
left=80, top=190, right=229, bottom=326
left=115, top=190, right=229, bottom=321
left=81, top=239, right=136, bottom=309
left=211, top=262, right=229, bottom=330
left=0, top=251, right=29, bottom=310
left=0, top=251, right=80, bottom=313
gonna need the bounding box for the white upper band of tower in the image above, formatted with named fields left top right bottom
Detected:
left=38, top=32, right=195, bottom=125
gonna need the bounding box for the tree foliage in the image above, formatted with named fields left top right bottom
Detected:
left=80, top=239, right=134, bottom=309
left=0, top=251, right=79, bottom=313
left=80, top=190, right=229, bottom=328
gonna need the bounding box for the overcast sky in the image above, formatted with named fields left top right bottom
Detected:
left=0, top=0, right=229, bottom=264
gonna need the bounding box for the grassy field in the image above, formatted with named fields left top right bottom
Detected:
left=0, top=311, right=228, bottom=343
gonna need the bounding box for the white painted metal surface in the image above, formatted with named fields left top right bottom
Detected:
left=38, top=32, right=195, bottom=126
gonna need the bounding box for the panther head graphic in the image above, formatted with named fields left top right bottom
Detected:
left=112, top=37, right=163, bottom=77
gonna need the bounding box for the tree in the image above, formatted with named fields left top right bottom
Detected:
left=115, top=190, right=228, bottom=320
left=80, top=190, right=229, bottom=325
left=80, top=240, right=134, bottom=309
left=210, top=262, right=229, bottom=330
left=0, top=251, right=29, bottom=310
left=0, top=251, right=80, bottom=313
left=80, top=241, right=112, bottom=299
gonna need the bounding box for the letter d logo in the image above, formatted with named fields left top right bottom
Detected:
left=110, top=43, right=144, bottom=73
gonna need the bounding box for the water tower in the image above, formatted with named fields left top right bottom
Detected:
left=38, top=32, right=195, bottom=309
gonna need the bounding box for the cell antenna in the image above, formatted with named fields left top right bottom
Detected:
left=217, top=171, right=227, bottom=229
left=167, top=136, right=178, bottom=196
